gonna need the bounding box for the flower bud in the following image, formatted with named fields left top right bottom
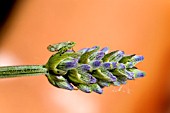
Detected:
left=90, top=60, right=102, bottom=69
left=79, top=46, right=99, bottom=64
left=78, top=48, right=89, bottom=54
left=113, top=81, right=121, bottom=86
left=77, top=84, right=92, bottom=93
left=68, top=69, right=97, bottom=84
left=101, top=47, right=109, bottom=54
left=132, top=55, right=144, bottom=62
left=124, top=70, right=134, bottom=80
left=98, top=80, right=111, bottom=88
left=117, top=63, right=126, bottom=70
left=102, top=51, right=118, bottom=62
left=109, top=50, right=124, bottom=62
left=110, top=69, right=128, bottom=84
left=125, top=62, right=133, bottom=68
left=95, top=51, right=105, bottom=60
left=90, top=83, right=103, bottom=94
left=102, top=50, right=124, bottom=62
left=113, top=79, right=127, bottom=85
left=78, top=71, right=97, bottom=83
left=77, top=64, right=91, bottom=72
left=57, top=58, right=78, bottom=71
left=128, top=68, right=145, bottom=78
left=102, top=62, right=112, bottom=69
left=56, top=80, right=74, bottom=90
left=119, top=54, right=135, bottom=63
left=111, top=68, right=134, bottom=80
left=92, top=69, right=117, bottom=82
left=112, top=62, right=117, bottom=69
left=46, top=74, right=74, bottom=90
left=120, top=54, right=144, bottom=64
left=87, top=46, right=99, bottom=52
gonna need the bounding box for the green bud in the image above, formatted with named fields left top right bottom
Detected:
left=68, top=69, right=96, bottom=84
left=128, top=68, right=146, bottom=78
left=77, top=84, right=92, bottom=93
left=98, top=80, right=111, bottom=88
left=90, top=83, right=103, bottom=94
left=92, top=68, right=117, bottom=82
left=46, top=74, right=74, bottom=90
left=79, top=46, right=100, bottom=64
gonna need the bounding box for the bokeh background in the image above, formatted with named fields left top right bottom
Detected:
left=0, top=0, right=170, bottom=113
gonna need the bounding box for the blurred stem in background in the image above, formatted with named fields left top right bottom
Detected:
left=0, top=0, right=19, bottom=46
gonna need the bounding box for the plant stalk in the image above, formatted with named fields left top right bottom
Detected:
left=0, top=65, right=47, bottom=78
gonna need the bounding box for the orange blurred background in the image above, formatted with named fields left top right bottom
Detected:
left=0, top=0, right=170, bottom=113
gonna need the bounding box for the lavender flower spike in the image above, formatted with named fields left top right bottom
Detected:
left=0, top=41, right=145, bottom=94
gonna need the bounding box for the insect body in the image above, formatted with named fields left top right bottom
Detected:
left=47, top=41, right=76, bottom=55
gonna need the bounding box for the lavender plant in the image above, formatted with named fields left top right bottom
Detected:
left=0, top=41, right=145, bottom=94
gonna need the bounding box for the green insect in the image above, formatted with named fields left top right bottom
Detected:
left=46, top=41, right=79, bottom=76
left=47, top=41, right=76, bottom=55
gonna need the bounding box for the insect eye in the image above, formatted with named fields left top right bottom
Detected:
left=68, top=42, right=74, bottom=45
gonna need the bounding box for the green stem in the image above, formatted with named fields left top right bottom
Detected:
left=0, top=65, right=47, bottom=78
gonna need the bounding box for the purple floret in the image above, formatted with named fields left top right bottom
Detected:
left=133, top=55, right=144, bottom=62
left=109, top=75, right=117, bottom=82
left=79, top=64, right=91, bottom=72
left=118, top=50, right=125, bottom=55
left=95, top=51, right=105, bottom=60
left=107, top=72, right=117, bottom=82
left=101, top=47, right=109, bottom=54
left=102, top=62, right=111, bottom=69
left=136, top=72, right=145, bottom=78
left=87, top=46, right=98, bottom=52
left=125, top=70, right=134, bottom=80
left=89, top=76, right=97, bottom=83
left=112, top=62, right=117, bottom=69
left=117, top=63, right=125, bottom=69
left=125, top=62, right=133, bottom=68
left=65, top=59, right=78, bottom=69
left=92, top=60, right=102, bottom=68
